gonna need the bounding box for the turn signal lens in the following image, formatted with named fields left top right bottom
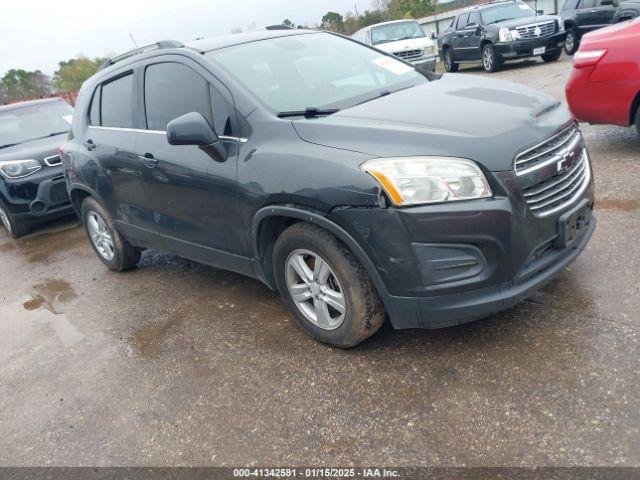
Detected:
left=573, top=49, right=607, bottom=68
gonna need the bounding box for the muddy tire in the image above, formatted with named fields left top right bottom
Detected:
left=564, top=28, right=579, bottom=55
left=0, top=200, right=30, bottom=238
left=81, top=197, right=140, bottom=271
left=443, top=48, right=458, bottom=72
left=482, top=43, right=502, bottom=73
left=273, top=223, right=386, bottom=348
left=542, top=49, right=562, bottom=62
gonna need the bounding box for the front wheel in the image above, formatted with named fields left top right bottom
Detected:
left=443, top=48, right=459, bottom=72
left=0, top=200, right=30, bottom=238
left=542, top=49, right=562, bottom=62
left=482, top=43, right=502, bottom=73
left=81, top=197, right=140, bottom=271
left=273, top=223, right=386, bottom=348
left=635, top=106, right=640, bottom=137
left=564, top=28, right=579, bottom=55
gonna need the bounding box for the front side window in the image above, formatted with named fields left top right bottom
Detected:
left=370, top=21, right=425, bottom=45
left=481, top=2, right=536, bottom=24
left=206, top=32, right=428, bottom=114
left=0, top=101, right=73, bottom=149
left=144, top=63, right=212, bottom=131
left=578, top=0, right=597, bottom=7
left=456, top=14, right=470, bottom=29
left=101, top=74, right=134, bottom=128
left=467, top=12, right=481, bottom=26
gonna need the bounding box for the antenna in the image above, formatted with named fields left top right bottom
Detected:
left=129, top=33, right=139, bottom=47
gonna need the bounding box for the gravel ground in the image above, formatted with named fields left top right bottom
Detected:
left=1, top=53, right=639, bottom=467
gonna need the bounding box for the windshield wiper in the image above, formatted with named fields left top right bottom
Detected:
left=0, top=143, right=19, bottom=149
left=487, top=17, right=516, bottom=24
left=277, top=107, right=340, bottom=118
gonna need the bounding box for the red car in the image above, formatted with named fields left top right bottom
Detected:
left=566, top=18, right=640, bottom=136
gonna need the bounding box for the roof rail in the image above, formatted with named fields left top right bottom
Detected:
left=98, top=40, right=184, bottom=71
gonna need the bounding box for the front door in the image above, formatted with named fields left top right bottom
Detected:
left=134, top=60, right=250, bottom=272
left=452, top=13, right=471, bottom=60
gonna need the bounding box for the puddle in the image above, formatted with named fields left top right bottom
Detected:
left=596, top=198, right=640, bottom=212
left=23, top=278, right=77, bottom=315
left=14, top=221, right=85, bottom=264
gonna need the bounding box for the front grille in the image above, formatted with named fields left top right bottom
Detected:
left=44, top=154, right=62, bottom=166
left=50, top=182, right=69, bottom=204
left=522, top=149, right=591, bottom=217
left=515, top=124, right=581, bottom=175
left=515, top=21, right=557, bottom=39
left=394, top=49, right=422, bottom=61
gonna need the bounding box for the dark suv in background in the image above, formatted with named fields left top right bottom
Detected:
left=561, top=0, right=639, bottom=53
left=438, top=0, right=566, bottom=72
left=63, top=30, right=595, bottom=347
left=0, top=98, right=74, bottom=238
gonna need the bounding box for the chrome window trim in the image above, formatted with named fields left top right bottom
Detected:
left=88, top=126, right=248, bottom=142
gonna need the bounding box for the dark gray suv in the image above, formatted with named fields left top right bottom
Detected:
left=63, top=30, right=595, bottom=347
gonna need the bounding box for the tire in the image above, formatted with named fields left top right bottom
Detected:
left=443, top=48, right=458, bottom=72
left=80, top=197, right=140, bottom=271
left=542, top=49, right=562, bottom=62
left=273, top=223, right=386, bottom=348
left=635, top=104, right=640, bottom=137
left=482, top=43, right=502, bottom=73
left=564, top=28, right=579, bottom=55
left=0, top=200, right=30, bottom=238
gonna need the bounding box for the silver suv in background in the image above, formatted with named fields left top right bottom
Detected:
left=352, top=19, right=438, bottom=71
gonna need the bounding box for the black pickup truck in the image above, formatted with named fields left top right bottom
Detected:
left=438, top=0, right=567, bottom=73
left=561, top=0, right=640, bottom=54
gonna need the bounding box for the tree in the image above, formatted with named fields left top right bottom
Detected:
left=1, top=69, right=51, bottom=102
left=282, top=18, right=295, bottom=28
left=52, top=56, right=106, bottom=92
left=321, top=11, right=345, bottom=32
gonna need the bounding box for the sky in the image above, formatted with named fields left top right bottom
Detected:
left=1, top=0, right=374, bottom=76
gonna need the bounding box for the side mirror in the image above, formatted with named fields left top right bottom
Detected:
left=166, top=112, right=218, bottom=146
left=430, top=32, right=437, bottom=40
left=537, top=9, right=544, bottom=14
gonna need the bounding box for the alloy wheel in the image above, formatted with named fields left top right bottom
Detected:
left=0, top=205, right=11, bottom=234
left=285, top=249, right=346, bottom=330
left=87, top=211, right=115, bottom=261
left=565, top=33, right=575, bottom=53
left=483, top=47, right=493, bottom=71
left=444, top=51, right=452, bottom=71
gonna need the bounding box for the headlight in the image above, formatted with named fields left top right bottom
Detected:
left=0, top=159, right=42, bottom=179
left=423, top=45, right=437, bottom=56
left=499, top=27, right=514, bottom=42
left=558, top=19, right=565, bottom=32
left=361, top=157, right=492, bottom=206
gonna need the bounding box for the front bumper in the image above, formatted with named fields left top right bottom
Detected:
left=409, top=55, right=437, bottom=71
left=0, top=167, right=73, bottom=221
left=328, top=156, right=595, bottom=329
left=494, top=32, right=567, bottom=59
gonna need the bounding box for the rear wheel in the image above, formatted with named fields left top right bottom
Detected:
left=273, top=223, right=386, bottom=348
left=564, top=28, right=579, bottom=55
left=443, top=48, right=458, bottom=72
left=482, top=43, right=502, bottom=73
left=81, top=197, right=140, bottom=271
left=635, top=105, right=640, bottom=137
left=0, top=200, right=30, bottom=238
left=542, top=49, right=562, bottom=62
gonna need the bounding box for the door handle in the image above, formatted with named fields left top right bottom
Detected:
left=590, top=9, right=598, bottom=12
left=139, top=153, right=158, bottom=168
left=83, top=139, right=96, bottom=151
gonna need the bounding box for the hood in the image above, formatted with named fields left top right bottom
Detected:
left=292, top=74, right=572, bottom=171
left=583, top=18, right=639, bottom=41
left=0, top=132, right=67, bottom=163
left=489, top=14, right=559, bottom=28
left=373, top=36, right=434, bottom=54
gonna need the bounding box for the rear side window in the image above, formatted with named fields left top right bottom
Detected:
left=561, top=0, right=579, bottom=10
left=578, top=0, right=596, bottom=7
left=101, top=74, right=134, bottom=128
left=144, top=63, right=212, bottom=131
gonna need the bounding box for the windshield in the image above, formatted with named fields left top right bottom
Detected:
left=0, top=101, right=73, bottom=148
left=481, top=2, right=536, bottom=24
left=205, top=32, right=427, bottom=114
left=371, top=21, right=426, bottom=45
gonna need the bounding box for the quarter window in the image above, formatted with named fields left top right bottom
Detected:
left=100, top=74, right=134, bottom=128
left=88, top=87, right=101, bottom=126
left=144, top=63, right=212, bottom=131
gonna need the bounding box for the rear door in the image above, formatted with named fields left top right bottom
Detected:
left=134, top=58, right=250, bottom=270
left=594, top=0, right=618, bottom=25
left=575, top=0, right=602, bottom=30
left=84, top=72, right=160, bottom=244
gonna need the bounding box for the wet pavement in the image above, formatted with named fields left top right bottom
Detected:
left=1, top=54, right=639, bottom=466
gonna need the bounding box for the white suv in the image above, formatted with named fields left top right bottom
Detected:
left=352, top=19, right=437, bottom=71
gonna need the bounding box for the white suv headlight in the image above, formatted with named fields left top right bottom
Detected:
left=361, top=157, right=492, bottom=206
left=0, top=159, right=42, bottom=179
left=499, top=27, right=514, bottom=42
left=558, top=19, right=565, bottom=32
